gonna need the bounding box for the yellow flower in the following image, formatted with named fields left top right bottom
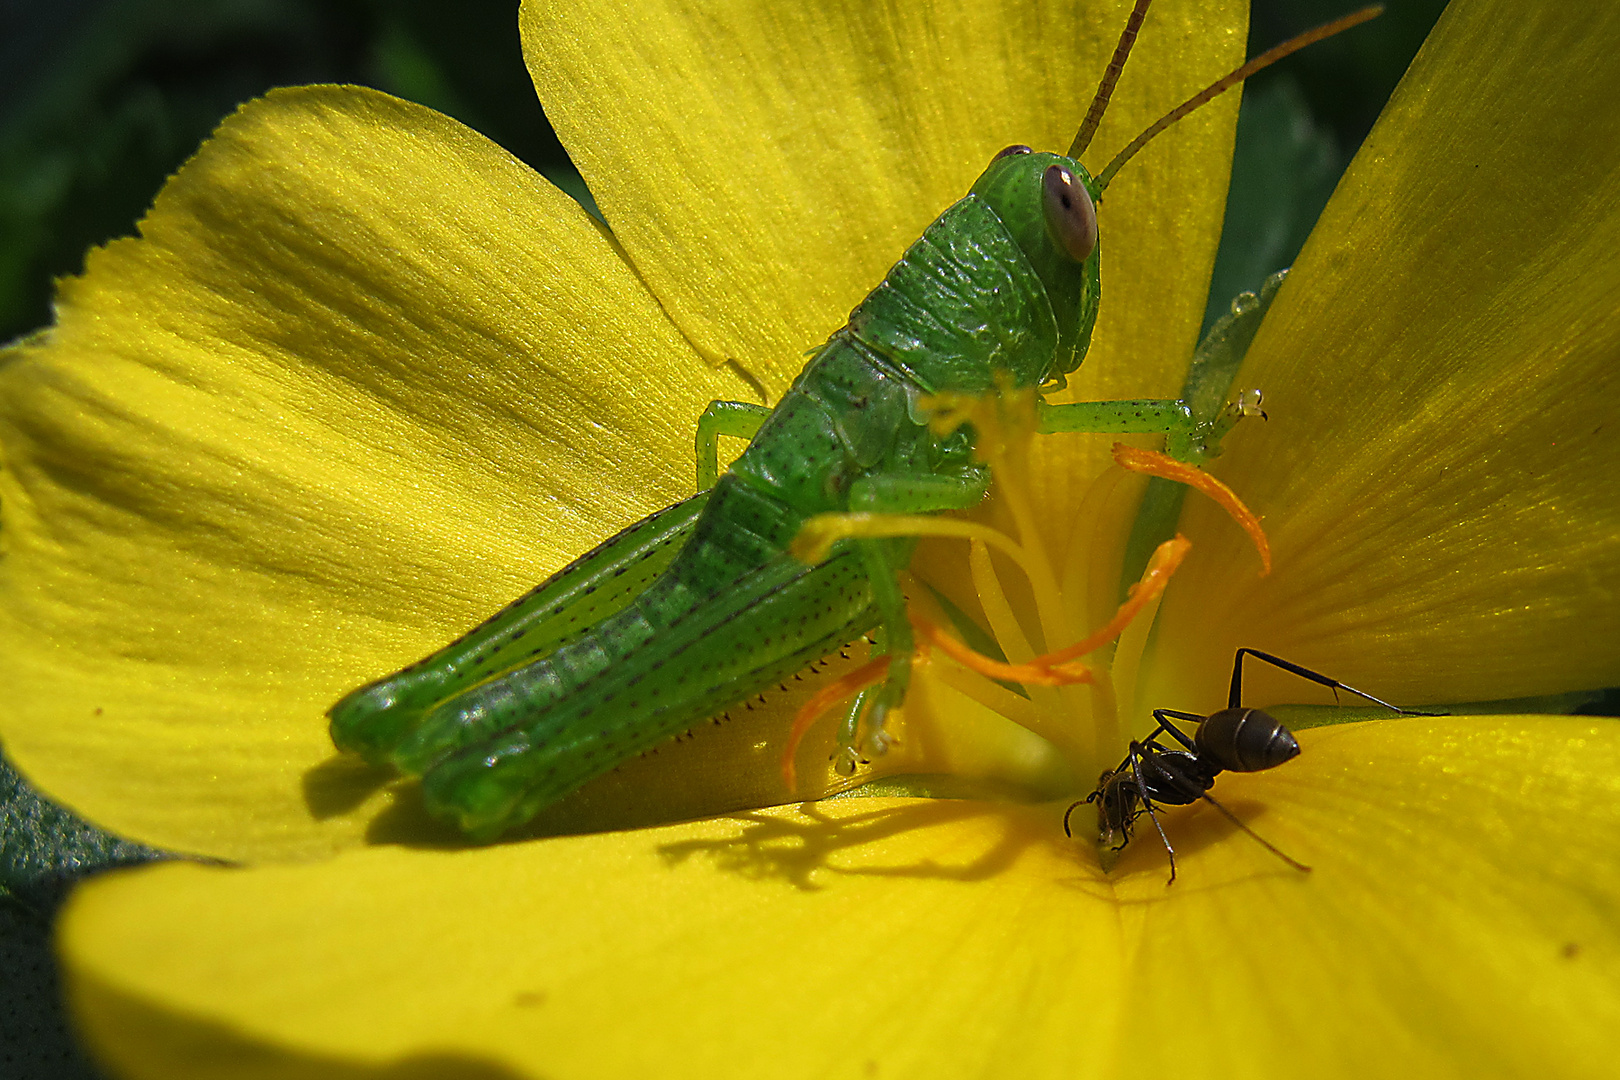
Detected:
left=1, top=0, right=1617, bottom=1077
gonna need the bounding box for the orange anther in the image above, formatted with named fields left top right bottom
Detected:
left=1111, top=443, right=1271, bottom=575
left=913, top=533, right=1189, bottom=680
left=1030, top=534, right=1190, bottom=668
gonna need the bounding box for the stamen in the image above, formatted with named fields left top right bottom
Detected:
left=922, top=660, right=1046, bottom=733
left=780, top=655, right=890, bottom=792
left=909, top=533, right=1188, bottom=685
left=1111, top=443, right=1271, bottom=575
left=1027, top=535, right=1190, bottom=668
left=1060, top=461, right=1132, bottom=605
left=790, top=512, right=1039, bottom=584
left=969, top=538, right=1036, bottom=664
left=782, top=391, right=1255, bottom=794
left=921, top=386, right=1078, bottom=657
left=912, top=615, right=1095, bottom=687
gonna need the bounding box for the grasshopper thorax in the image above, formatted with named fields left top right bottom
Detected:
left=968, top=148, right=1103, bottom=384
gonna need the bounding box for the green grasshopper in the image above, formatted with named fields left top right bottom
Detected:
left=329, top=2, right=1379, bottom=841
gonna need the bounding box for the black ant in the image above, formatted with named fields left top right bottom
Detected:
left=1065, top=648, right=1435, bottom=884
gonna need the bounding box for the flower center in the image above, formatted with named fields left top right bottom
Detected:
left=783, top=386, right=1269, bottom=792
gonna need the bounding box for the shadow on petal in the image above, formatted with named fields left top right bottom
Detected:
left=301, top=755, right=396, bottom=820
left=77, top=970, right=532, bottom=1080
left=1098, top=792, right=1321, bottom=903
left=657, top=799, right=1089, bottom=892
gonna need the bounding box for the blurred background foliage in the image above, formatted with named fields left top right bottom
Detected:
left=0, top=0, right=1463, bottom=1076
left=0, top=0, right=591, bottom=345
left=0, top=0, right=1453, bottom=346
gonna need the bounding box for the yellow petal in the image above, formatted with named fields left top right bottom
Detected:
left=1113, top=715, right=1620, bottom=1076
left=0, top=86, right=756, bottom=860
left=1149, top=0, right=1620, bottom=710
left=523, top=0, right=1245, bottom=400
left=60, top=716, right=1620, bottom=1079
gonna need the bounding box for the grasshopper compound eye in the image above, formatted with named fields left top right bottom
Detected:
left=1042, top=164, right=1098, bottom=263
left=992, top=143, right=1034, bottom=161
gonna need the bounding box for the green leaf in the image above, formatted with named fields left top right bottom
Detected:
left=1202, top=74, right=1342, bottom=333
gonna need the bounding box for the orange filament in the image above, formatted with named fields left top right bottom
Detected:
left=782, top=533, right=1194, bottom=787
left=1111, top=443, right=1272, bottom=575
left=908, top=533, right=1188, bottom=683
left=911, top=615, right=1096, bottom=688
left=780, top=655, right=890, bottom=792
left=1031, top=534, right=1190, bottom=668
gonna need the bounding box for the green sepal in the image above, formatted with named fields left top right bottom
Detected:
left=2, top=750, right=170, bottom=916
left=1116, top=270, right=1287, bottom=599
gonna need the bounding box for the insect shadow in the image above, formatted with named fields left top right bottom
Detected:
left=1068, top=648, right=1438, bottom=885
left=657, top=799, right=1045, bottom=892
left=301, top=752, right=397, bottom=819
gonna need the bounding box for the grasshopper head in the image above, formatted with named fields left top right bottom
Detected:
left=969, top=146, right=1102, bottom=384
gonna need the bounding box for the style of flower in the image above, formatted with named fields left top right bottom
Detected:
left=1, top=0, right=1617, bottom=1077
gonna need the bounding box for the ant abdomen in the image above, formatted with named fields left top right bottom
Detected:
left=1195, top=706, right=1301, bottom=773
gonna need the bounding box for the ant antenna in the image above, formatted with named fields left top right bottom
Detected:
left=1063, top=799, right=1086, bottom=837
left=1198, top=791, right=1311, bottom=874
left=1068, top=0, right=1155, bottom=159
left=1096, top=4, right=1383, bottom=191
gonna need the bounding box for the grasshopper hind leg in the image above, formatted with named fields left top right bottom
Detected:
left=328, top=493, right=708, bottom=766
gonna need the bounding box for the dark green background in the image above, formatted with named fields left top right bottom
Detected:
left=12, top=0, right=1578, bottom=1076
left=1, top=0, right=1450, bottom=347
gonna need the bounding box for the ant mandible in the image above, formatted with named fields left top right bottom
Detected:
left=1065, top=648, right=1434, bottom=884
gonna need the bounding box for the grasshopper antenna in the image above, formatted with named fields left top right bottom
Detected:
left=1068, top=0, right=1155, bottom=159
left=1096, top=4, right=1384, bottom=192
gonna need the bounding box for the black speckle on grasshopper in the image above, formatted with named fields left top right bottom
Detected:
left=329, top=2, right=1384, bottom=841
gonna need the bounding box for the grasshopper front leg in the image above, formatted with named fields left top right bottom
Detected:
left=1038, top=271, right=1285, bottom=465
left=844, top=469, right=990, bottom=758
left=1037, top=398, right=1203, bottom=460
left=695, top=400, right=771, bottom=489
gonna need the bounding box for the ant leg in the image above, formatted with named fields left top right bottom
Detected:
left=1196, top=791, right=1312, bottom=874
left=1127, top=742, right=1179, bottom=885
left=1228, top=647, right=1442, bottom=715
left=1148, top=709, right=1205, bottom=753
